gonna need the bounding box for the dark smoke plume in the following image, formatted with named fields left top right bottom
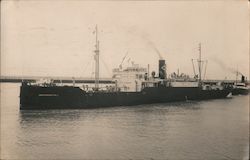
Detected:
left=126, top=26, right=163, bottom=59
left=146, top=40, right=163, bottom=59
left=211, top=57, right=243, bottom=75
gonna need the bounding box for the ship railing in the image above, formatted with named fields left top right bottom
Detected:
left=202, top=84, right=223, bottom=90
left=168, top=78, right=197, bottom=82
left=201, top=82, right=234, bottom=90
left=80, top=85, right=121, bottom=93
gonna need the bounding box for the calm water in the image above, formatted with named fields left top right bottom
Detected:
left=1, top=83, right=249, bottom=160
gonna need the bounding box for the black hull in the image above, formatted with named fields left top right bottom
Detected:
left=232, top=88, right=249, bottom=95
left=20, top=83, right=231, bottom=110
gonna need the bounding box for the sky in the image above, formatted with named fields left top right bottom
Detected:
left=1, top=0, right=249, bottom=80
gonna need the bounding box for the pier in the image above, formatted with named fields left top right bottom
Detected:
left=1, top=75, right=248, bottom=85
left=0, top=76, right=114, bottom=84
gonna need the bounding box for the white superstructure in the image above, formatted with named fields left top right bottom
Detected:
left=112, top=63, right=147, bottom=92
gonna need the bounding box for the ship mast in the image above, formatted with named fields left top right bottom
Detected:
left=94, top=25, right=100, bottom=89
left=198, top=43, right=202, bottom=85
left=235, top=66, right=238, bottom=85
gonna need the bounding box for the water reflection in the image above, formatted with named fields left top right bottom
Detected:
left=18, top=101, right=201, bottom=126
left=19, top=110, right=82, bottom=122
left=6, top=98, right=247, bottom=158
left=17, top=101, right=203, bottom=158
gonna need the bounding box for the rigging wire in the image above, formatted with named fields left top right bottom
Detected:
left=100, top=56, right=112, bottom=77
left=82, top=58, right=92, bottom=76
left=90, top=59, right=95, bottom=79
left=191, top=59, right=196, bottom=77
left=203, top=60, right=208, bottom=80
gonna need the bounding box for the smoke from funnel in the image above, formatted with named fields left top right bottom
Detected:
left=211, top=57, right=243, bottom=75
left=126, top=26, right=164, bottom=59
left=147, top=40, right=163, bottom=59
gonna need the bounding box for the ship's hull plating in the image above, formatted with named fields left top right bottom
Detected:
left=232, top=88, right=249, bottom=95
left=20, top=84, right=231, bottom=110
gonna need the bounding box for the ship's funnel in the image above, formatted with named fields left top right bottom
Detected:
left=241, top=75, right=245, bottom=83
left=159, top=59, right=166, bottom=79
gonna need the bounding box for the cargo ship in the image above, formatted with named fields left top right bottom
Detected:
left=20, top=26, right=232, bottom=110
